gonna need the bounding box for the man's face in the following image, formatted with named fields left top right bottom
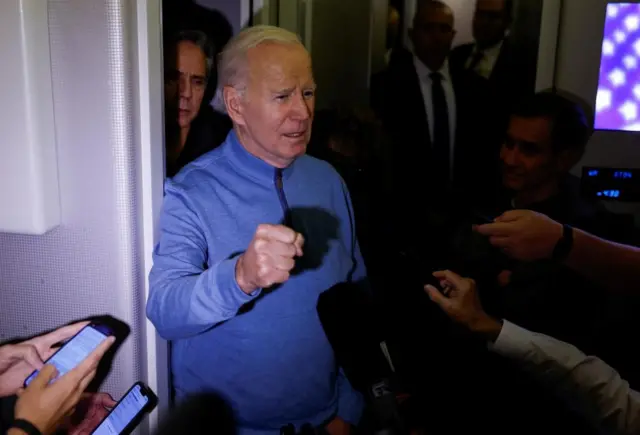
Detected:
left=501, top=116, right=562, bottom=192
left=473, top=0, right=509, bottom=48
left=165, top=41, right=207, bottom=129
left=409, top=5, right=456, bottom=69
left=228, top=42, right=315, bottom=168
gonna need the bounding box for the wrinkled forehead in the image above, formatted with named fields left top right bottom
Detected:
left=245, top=42, right=314, bottom=89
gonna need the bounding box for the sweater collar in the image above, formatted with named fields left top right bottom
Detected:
left=225, top=129, right=297, bottom=183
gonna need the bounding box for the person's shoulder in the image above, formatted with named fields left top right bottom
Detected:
left=168, top=137, right=231, bottom=193
left=451, top=42, right=474, bottom=56
left=297, top=154, right=342, bottom=181
left=388, top=47, right=414, bottom=69
left=296, top=155, right=350, bottom=195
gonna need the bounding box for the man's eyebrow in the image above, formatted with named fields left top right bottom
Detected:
left=272, top=87, right=296, bottom=95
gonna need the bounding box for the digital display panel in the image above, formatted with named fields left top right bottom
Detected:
left=595, top=3, right=640, bottom=131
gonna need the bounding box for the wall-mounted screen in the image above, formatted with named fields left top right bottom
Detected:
left=595, top=3, right=640, bottom=131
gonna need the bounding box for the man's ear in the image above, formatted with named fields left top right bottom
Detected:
left=223, top=85, right=245, bottom=126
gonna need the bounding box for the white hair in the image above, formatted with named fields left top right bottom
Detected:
left=218, top=25, right=304, bottom=90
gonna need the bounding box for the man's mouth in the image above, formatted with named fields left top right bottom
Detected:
left=284, top=131, right=306, bottom=138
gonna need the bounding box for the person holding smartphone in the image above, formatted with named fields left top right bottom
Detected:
left=0, top=322, right=115, bottom=435
left=425, top=269, right=640, bottom=435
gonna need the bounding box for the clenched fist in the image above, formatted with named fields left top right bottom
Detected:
left=235, top=224, right=305, bottom=294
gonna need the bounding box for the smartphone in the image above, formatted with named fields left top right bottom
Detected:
left=472, top=211, right=495, bottom=225
left=92, top=382, right=158, bottom=435
left=24, top=323, right=114, bottom=387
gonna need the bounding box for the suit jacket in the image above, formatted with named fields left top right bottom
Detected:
left=450, top=39, right=537, bottom=109
left=371, top=48, right=504, bottom=271
left=372, top=49, right=500, bottom=213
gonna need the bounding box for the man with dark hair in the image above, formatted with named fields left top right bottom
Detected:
left=164, top=30, right=231, bottom=177
left=499, top=91, right=591, bottom=212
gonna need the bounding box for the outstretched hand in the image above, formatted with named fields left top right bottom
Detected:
left=475, top=210, right=563, bottom=262
left=0, top=321, right=89, bottom=398
left=425, top=270, right=503, bottom=342
left=13, top=335, right=115, bottom=435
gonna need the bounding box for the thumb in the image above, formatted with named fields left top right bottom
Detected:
left=494, top=209, right=524, bottom=223
left=95, top=392, right=117, bottom=408
left=293, top=232, right=304, bottom=257
left=29, top=364, right=59, bottom=390
left=19, top=344, right=45, bottom=371
left=424, top=285, right=451, bottom=311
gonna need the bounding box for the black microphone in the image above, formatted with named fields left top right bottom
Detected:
left=317, top=282, right=406, bottom=434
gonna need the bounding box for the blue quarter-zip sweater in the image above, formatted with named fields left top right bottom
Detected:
left=147, top=131, right=366, bottom=434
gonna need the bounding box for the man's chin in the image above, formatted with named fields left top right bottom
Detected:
left=502, top=177, right=524, bottom=192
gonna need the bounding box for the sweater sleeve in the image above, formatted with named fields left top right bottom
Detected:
left=146, top=181, right=260, bottom=340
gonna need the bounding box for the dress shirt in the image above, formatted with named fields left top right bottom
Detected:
left=490, top=320, right=640, bottom=435
left=465, top=40, right=504, bottom=79
left=413, top=56, right=457, bottom=174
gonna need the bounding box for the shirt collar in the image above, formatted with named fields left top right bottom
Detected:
left=413, top=55, right=452, bottom=82
left=225, top=129, right=297, bottom=183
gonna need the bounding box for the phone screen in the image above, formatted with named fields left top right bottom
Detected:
left=24, top=324, right=111, bottom=386
left=92, top=384, right=152, bottom=435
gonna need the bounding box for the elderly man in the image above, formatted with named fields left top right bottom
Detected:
left=147, top=26, right=365, bottom=435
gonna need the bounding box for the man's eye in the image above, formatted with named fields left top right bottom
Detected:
left=276, top=94, right=289, bottom=101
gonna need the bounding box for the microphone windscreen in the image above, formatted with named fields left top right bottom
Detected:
left=317, top=282, right=392, bottom=393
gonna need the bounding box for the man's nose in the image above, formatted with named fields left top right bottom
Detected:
left=290, top=93, right=312, bottom=120
left=501, top=146, right=519, bottom=166
left=179, top=75, right=192, bottom=98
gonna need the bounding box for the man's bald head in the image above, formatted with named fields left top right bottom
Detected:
left=410, top=0, right=456, bottom=70
left=413, top=1, right=455, bottom=29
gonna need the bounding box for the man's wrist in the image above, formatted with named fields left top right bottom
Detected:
left=551, top=224, right=574, bottom=262
left=546, top=221, right=564, bottom=258
left=468, top=314, right=503, bottom=343
left=234, top=255, right=256, bottom=295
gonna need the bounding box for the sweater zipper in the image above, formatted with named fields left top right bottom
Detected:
left=274, top=169, right=292, bottom=227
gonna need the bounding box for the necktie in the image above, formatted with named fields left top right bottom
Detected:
left=430, top=72, right=450, bottom=181
left=467, top=49, right=485, bottom=73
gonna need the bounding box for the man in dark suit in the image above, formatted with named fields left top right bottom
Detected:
left=370, top=4, right=503, bottom=431
left=372, top=1, right=499, bottom=243
left=449, top=0, right=536, bottom=108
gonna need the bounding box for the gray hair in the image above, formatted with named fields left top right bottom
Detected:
left=165, top=30, right=216, bottom=80
left=218, top=25, right=303, bottom=90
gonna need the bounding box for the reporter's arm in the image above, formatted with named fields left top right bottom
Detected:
left=477, top=210, right=640, bottom=292
left=489, top=320, right=640, bottom=435
left=564, top=228, right=640, bottom=293
left=146, top=182, right=260, bottom=340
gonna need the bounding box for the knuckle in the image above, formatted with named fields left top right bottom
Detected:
left=256, top=224, right=270, bottom=236
left=253, top=238, right=267, bottom=252
left=257, top=262, right=271, bottom=278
